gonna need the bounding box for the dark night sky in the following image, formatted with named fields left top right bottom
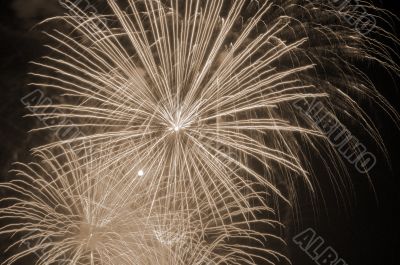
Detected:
left=1, top=1, right=400, bottom=265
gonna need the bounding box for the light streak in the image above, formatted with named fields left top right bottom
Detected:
left=2, top=0, right=399, bottom=264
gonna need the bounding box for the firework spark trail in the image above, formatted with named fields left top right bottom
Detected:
left=28, top=0, right=399, bottom=211
left=1, top=0, right=400, bottom=264
left=0, top=146, right=287, bottom=264
left=30, top=0, right=318, bottom=215
left=0, top=147, right=164, bottom=264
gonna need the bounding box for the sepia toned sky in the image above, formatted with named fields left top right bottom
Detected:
left=0, top=1, right=400, bottom=265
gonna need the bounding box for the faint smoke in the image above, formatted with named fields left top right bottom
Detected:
left=11, top=0, right=62, bottom=20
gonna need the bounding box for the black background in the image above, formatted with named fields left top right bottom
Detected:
left=0, top=1, right=399, bottom=264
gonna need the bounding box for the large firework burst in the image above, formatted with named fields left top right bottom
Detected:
left=1, top=0, right=399, bottom=264
left=29, top=0, right=399, bottom=209
left=0, top=146, right=286, bottom=264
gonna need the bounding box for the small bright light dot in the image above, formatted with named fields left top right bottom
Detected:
left=138, top=170, right=144, bottom=177
left=174, top=126, right=180, bottom=132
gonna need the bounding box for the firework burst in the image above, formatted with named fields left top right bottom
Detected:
left=2, top=0, right=399, bottom=264
left=0, top=146, right=287, bottom=264
left=29, top=0, right=399, bottom=209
